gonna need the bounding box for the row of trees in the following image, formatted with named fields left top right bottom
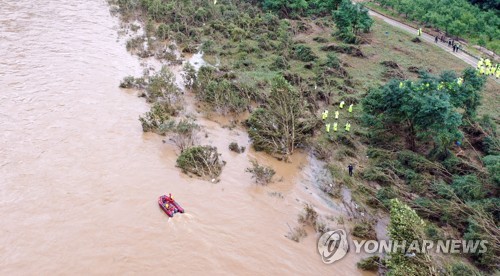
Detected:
left=372, top=0, right=500, bottom=52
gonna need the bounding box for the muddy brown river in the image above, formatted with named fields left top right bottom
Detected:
left=0, top=0, right=373, bottom=274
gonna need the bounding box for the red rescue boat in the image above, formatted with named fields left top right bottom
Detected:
left=158, top=194, right=184, bottom=217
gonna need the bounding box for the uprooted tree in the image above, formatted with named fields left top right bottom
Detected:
left=246, top=75, right=315, bottom=159
left=176, top=145, right=224, bottom=179
left=387, top=199, right=436, bottom=276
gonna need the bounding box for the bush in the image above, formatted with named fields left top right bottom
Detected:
left=271, top=56, right=290, bottom=70
left=292, top=45, right=317, bottom=62
left=463, top=219, right=497, bottom=269
left=246, top=160, right=276, bottom=185
left=139, top=101, right=177, bottom=134
left=120, top=76, right=147, bottom=89
left=447, top=261, right=483, bottom=276
left=156, top=23, right=169, bottom=40
left=325, top=53, right=340, bottom=69
left=163, top=119, right=199, bottom=152
left=145, top=66, right=180, bottom=103
left=286, top=226, right=307, bottom=242
left=357, top=256, right=380, bottom=271
left=193, top=66, right=249, bottom=113
left=483, top=155, right=500, bottom=186
left=176, top=146, right=224, bottom=179
left=352, top=221, right=377, bottom=239
left=298, top=204, right=319, bottom=227
left=376, top=187, right=398, bottom=207
left=229, top=142, right=245, bottom=153
left=451, top=174, right=487, bottom=202
left=362, top=166, right=393, bottom=186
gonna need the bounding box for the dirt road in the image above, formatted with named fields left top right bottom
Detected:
left=367, top=10, right=480, bottom=67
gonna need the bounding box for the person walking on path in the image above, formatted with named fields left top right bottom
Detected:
left=435, top=36, right=438, bottom=43
left=348, top=164, right=354, bottom=177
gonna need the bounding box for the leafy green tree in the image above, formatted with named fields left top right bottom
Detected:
left=333, top=0, right=373, bottom=43
left=362, top=77, right=462, bottom=152
left=437, top=68, right=486, bottom=120
left=247, top=76, right=315, bottom=158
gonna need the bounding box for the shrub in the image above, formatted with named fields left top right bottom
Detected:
left=286, top=226, right=307, bottom=242
left=201, top=40, right=216, bottom=54
left=139, top=101, right=176, bottom=134
left=483, top=155, right=500, bottom=186
left=163, top=119, right=199, bottom=152
left=193, top=66, right=249, bottom=113
left=176, top=146, right=224, bottom=179
left=182, top=62, right=197, bottom=89
left=451, top=174, right=487, bottom=202
left=357, top=256, right=380, bottom=271
left=246, top=160, right=276, bottom=185
left=229, top=142, right=245, bottom=153
left=352, top=221, right=377, bottom=239
left=156, top=23, right=169, bottom=40
left=376, top=187, right=398, bottom=208
left=271, top=56, right=290, bottom=70
left=325, top=53, right=340, bottom=68
left=463, top=219, right=497, bottom=269
left=298, top=204, right=319, bottom=227
left=146, top=66, right=180, bottom=103
left=119, top=76, right=146, bottom=89
left=447, top=261, right=483, bottom=276
left=292, top=44, right=317, bottom=62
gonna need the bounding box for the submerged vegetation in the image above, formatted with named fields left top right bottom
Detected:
left=246, top=76, right=315, bottom=159
left=246, top=160, right=276, bottom=185
left=176, top=146, right=224, bottom=179
left=113, top=0, right=499, bottom=273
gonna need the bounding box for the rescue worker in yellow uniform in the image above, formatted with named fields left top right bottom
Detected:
left=477, top=58, right=484, bottom=69
left=339, top=101, right=345, bottom=109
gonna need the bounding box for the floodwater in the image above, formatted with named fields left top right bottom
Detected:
left=0, top=0, right=373, bottom=274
